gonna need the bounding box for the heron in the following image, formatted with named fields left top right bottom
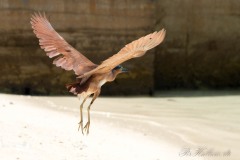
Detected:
left=31, top=13, right=166, bottom=135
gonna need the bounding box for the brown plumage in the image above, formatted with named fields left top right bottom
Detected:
left=31, top=12, right=166, bottom=135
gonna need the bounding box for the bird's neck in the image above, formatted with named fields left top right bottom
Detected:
left=107, top=70, right=120, bottom=82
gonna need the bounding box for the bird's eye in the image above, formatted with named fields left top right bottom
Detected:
left=114, top=65, right=121, bottom=70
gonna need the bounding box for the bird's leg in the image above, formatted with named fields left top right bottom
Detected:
left=83, top=90, right=100, bottom=135
left=83, top=104, right=92, bottom=135
left=78, top=96, right=88, bottom=134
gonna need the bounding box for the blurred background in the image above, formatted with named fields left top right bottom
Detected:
left=0, top=0, right=240, bottom=95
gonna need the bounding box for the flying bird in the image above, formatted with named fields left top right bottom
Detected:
left=31, top=13, right=166, bottom=135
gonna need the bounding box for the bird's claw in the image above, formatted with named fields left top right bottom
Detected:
left=78, top=121, right=84, bottom=135
left=83, top=122, right=90, bottom=135
left=78, top=121, right=90, bottom=135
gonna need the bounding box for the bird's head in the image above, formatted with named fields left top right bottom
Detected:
left=112, top=65, right=128, bottom=74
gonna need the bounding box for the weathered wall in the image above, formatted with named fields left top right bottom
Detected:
left=155, top=0, right=240, bottom=89
left=0, top=0, right=156, bottom=95
left=0, top=0, right=240, bottom=95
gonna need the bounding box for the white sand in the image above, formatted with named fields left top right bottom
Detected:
left=0, top=93, right=239, bottom=160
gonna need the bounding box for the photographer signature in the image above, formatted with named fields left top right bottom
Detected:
left=179, top=147, right=231, bottom=157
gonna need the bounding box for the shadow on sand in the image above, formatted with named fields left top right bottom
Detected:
left=155, top=90, right=240, bottom=97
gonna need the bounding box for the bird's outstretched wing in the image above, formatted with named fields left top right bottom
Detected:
left=78, top=29, right=166, bottom=78
left=31, top=13, right=97, bottom=75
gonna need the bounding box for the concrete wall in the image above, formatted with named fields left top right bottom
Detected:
left=155, top=0, right=240, bottom=89
left=0, top=0, right=156, bottom=95
left=0, top=0, right=240, bottom=95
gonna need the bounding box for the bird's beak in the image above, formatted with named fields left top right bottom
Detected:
left=121, top=67, right=128, bottom=73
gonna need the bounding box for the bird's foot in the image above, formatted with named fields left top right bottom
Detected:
left=83, top=121, right=90, bottom=135
left=78, top=121, right=84, bottom=135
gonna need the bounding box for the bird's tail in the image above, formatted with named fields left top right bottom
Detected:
left=66, top=81, right=87, bottom=95
left=66, top=76, right=91, bottom=95
left=66, top=82, right=79, bottom=95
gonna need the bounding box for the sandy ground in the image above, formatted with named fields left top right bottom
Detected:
left=0, top=93, right=239, bottom=160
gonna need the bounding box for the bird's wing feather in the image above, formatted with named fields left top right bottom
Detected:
left=31, top=13, right=97, bottom=75
left=78, top=29, right=166, bottom=78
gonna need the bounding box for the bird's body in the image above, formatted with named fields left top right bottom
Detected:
left=31, top=12, right=166, bottom=134
left=66, top=68, right=120, bottom=96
